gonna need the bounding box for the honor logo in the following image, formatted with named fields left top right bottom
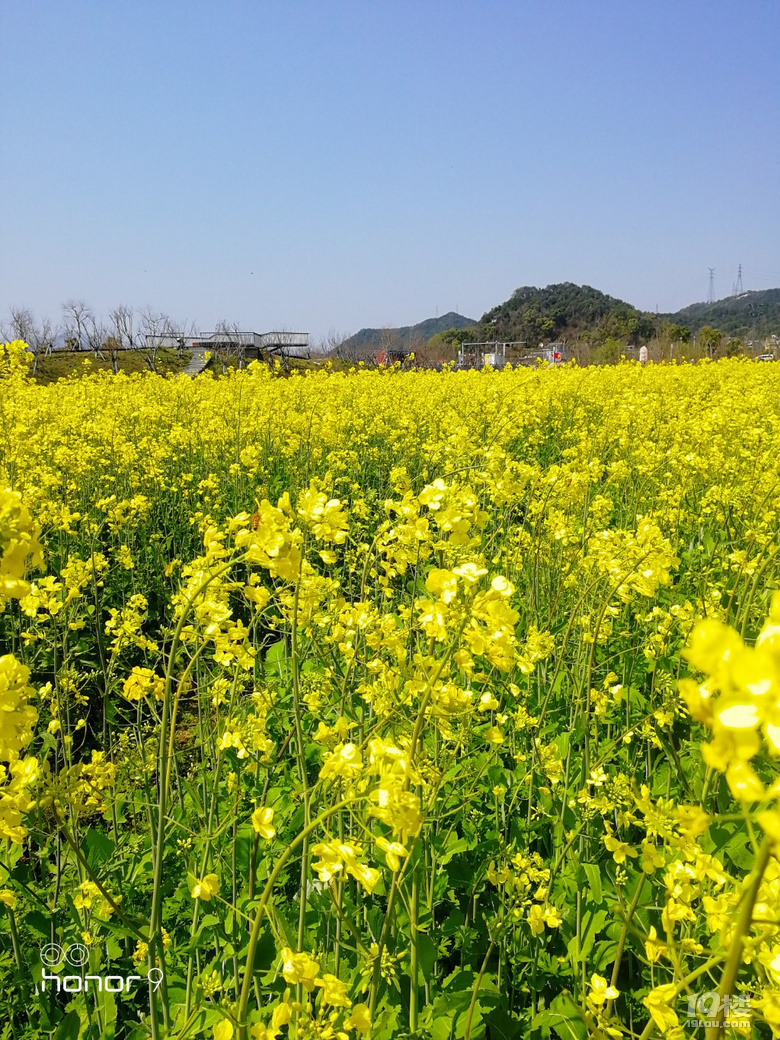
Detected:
left=38, top=944, right=164, bottom=995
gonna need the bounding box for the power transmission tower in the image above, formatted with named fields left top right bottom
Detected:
left=734, top=263, right=743, bottom=295
left=707, top=268, right=715, bottom=305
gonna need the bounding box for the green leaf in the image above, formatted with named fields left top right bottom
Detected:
left=567, top=906, right=608, bottom=963
left=301, top=658, right=324, bottom=675
left=415, top=932, right=438, bottom=984
left=181, top=775, right=205, bottom=816
left=703, top=820, right=753, bottom=870
left=532, top=992, right=588, bottom=1040
left=54, top=1011, right=81, bottom=1040
left=186, top=912, right=221, bottom=952
left=484, top=1008, right=523, bottom=1040
left=591, top=938, right=620, bottom=972
left=370, top=1006, right=400, bottom=1040
left=427, top=989, right=482, bottom=1040
left=440, top=909, right=466, bottom=936
left=235, top=824, right=255, bottom=877
left=271, top=905, right=298, bottom=950
left=583, top=863, right=602, bottom=905
left=438, top=833, right=470, bottom=865
left=554, top=730, right=570, bottom=759
left=25, top=910, right=50, bottom=937
left=249, top=925, right=276, bottom=973
left=442, top=966, right=478, bottom=991
left=84, top=827, right=115, bottom=867
left=265, top=640, right=286, bottom=665
left=94, top=987, right=117, bottom=1036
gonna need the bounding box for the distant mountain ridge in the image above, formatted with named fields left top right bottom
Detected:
left=483, top=283, right=780, bottom=343
left=661, top=287, right=780, bottom=337
left=340, top=285, right=780, bottom=356
left=341, top=312, right=476, bottom=353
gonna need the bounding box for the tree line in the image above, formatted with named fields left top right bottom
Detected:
left=1, top=301, right=201, bottom=374
left=0, top=304, right=292, bottom=375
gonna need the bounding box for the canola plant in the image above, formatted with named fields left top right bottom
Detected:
left=2, top=338, right=780, bottom=1039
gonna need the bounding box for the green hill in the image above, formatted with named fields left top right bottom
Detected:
left=480, top=283, right=780, bottom=344
left=340, top=312, right=476, bottom=354
left=333, top=284, right=780, bottom=364
left=664, top=288, right=780, bottom=338
left=482, top=283, right=657, bottom=345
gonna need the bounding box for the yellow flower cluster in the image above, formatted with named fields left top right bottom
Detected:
left=681, top=593, right=780, bottom=803
left=0, top=656, right=38, bottom=763
left=121, top=666, right=164, bottom=702
left=246, top=950, right=371, bottom=1039
left=311, top=839, right=380, bottom=894
left=0, top=489, right=42, bottom=844
left=0, top=488, right=43, bottom=605
left=8, top=350, right=780, bottom=1036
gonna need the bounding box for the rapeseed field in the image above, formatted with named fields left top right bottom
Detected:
left=2, top=338, right=780, bottom=1039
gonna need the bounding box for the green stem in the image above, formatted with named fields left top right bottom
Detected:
left=409, top=874, right=419, bottom=1032
left=637, top=953, right=726, bottom=1040
left=52, top=806, right=145, bottom=940
left=369, top=616, right=469, bottom=1016
left=604, top=873, right=646, bottom=1020
left=464, top=938, right=496, bottom=1040
left=236, top=796, right=360, bottom=1039
left=705, top=838, right=772, bottom=1040
left=148, top=557, right=236, bottom=1035
left=4, top=906, right=23, bottom=975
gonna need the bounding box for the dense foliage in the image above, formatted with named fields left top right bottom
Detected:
left=481, top=283, right=780, bottom=348
left=482, top=284, right=657, bottom=346
left=666, top=288, right=780, bottom=339
left=2, top=342, right=780, bottom=1039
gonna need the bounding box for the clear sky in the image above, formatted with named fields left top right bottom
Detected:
left=2, top=0, right=779, bottom=343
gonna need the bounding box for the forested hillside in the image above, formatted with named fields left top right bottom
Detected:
left=481, top=283, right=657, bottom=345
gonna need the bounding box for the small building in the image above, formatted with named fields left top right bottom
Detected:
left=540, top=343, right=564, bottom=365
left=455, top=340, right=564, bottom=369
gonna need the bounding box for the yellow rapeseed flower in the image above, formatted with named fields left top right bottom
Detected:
left=251, top=806, right=276, bottom=840
left=189, top=873, right=219, bottom=902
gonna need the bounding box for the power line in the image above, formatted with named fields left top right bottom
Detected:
left=744, top=268, right=780, bottom=287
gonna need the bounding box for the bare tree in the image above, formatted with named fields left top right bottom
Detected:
left=213, top=319, right=245, bottom=373
left=139, top=308, right=196, bottom=372
left=374, top=327, right=406, bottom=367
left=102, top=335, right=122, bottom=375
left=138, top=307, right=168, bottom=372
left=321, top=328, right=362, bottom=365
left=38, top=316, right=58, bottom=356
left=109, top=305, right=137, bottom=350
left=85, top=313, right=108, bottom=360
left=62, top=299, right=93, bottom=351
left=105, top=305, right=141, bottom=375
left=7, top=308, right=59, bottom=373
left=8, top=306, right=37, bottom=345
left=316, top=329, right=349, bottom=358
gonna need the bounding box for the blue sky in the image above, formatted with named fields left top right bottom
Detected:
left=2, top=1, right=779, bottom=342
